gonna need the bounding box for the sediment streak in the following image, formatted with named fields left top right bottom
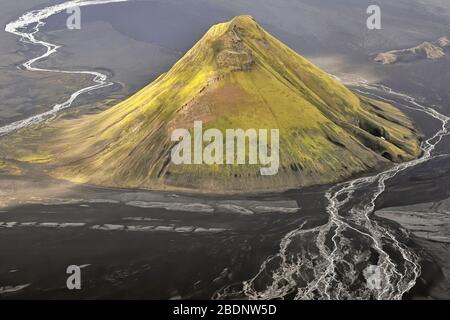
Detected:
left=0, top=0, right=129, bottom=136
left=215, top=81, right=449, bottom=300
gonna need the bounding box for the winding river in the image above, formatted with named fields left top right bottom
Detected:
left=0, top=0, right=129, bottom=136
left=215, top=82, right=450, bottom=300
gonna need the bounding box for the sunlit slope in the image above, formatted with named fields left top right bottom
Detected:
left=3, top=16, right=421, bottom=192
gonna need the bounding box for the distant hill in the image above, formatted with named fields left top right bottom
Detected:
left=1, top=16, right=422, bottom=192
left=375, top=36, right=450, bottom=64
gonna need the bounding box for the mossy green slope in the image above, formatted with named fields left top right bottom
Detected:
left=2, top=16, right=421, bottom=192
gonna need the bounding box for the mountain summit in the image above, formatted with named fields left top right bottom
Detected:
left=4, top=16, right=421, bottom=192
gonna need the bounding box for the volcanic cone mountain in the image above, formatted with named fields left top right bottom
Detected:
left=3, top=16, right=421, bottom=192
